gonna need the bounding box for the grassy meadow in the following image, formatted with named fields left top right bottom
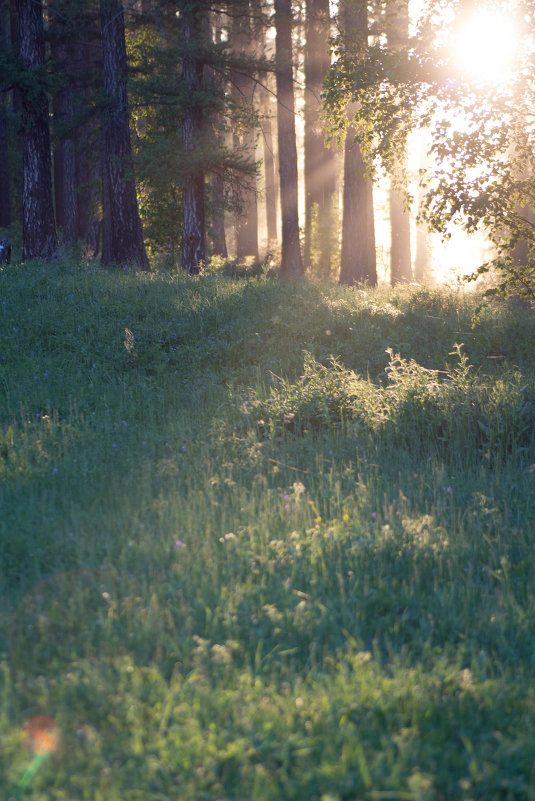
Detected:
left=1, top=260, right=535, bottom=800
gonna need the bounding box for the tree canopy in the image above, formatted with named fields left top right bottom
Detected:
left=324, top=0, right=535, bottom=297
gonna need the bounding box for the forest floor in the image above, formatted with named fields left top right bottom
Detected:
left=1, top=261, right=535, bottom=800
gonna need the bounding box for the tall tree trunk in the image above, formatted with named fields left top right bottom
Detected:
left=274, top=0, right=303, bottom=276
left=339, top=0, right=376, bottom=286
left=0, top=5, right=11, bottom=228
left=259, top=20, right=277, bottom=248
left=414, top=220, right=429, bottom=281
left=77, top=12, right=102, bottom=256
left=304, top=0, right=333, bottom=274
left=100, top=0, right=148, bottom=269
left=181, top=1, right=208, bottom=275
left=413, top=131, right=429, bottom=281
left=16, top=0, right=58, bottom=261
left=386, top=0, right=412, bottom=284
left=389, top=183, right=411, bottom=283
left=231, top=0, right=258, bottom=260
left=211, top=172, right=228, bottom=258
left=209, top=12, right=227, bottom=259
left=261, top=89, right=278, bottom=248
left=50, top=4, right=79, bottom=246
left=0, top=100, right=10, bottom=228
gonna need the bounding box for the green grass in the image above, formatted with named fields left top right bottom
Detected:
left=1, top=261, right=535, bottom=800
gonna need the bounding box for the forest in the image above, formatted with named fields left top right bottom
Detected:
left=2, top=1, right=535, bottom=799
left=1, top=0, right=534, bottom=291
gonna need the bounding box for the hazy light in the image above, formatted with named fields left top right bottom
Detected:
left=454, top=8, right=518, bottom=85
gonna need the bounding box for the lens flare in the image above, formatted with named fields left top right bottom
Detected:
left=23, top=716, right=59, bottom=756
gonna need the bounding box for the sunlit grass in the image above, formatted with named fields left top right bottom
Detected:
left=1, top=261, right=535, bottom=798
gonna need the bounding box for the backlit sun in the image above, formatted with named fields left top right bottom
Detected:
left=454, top=8, right=518, bottom=85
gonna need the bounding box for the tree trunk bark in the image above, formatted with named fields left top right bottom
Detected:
left=211, top=172, right=228, bottom=258
left=50, top=3, right=80, bottom=247
left=386, top=0, right=412, bottom=284
left=77, top=13, right=102, bottom=256
left=274, top=0, right=303, bottom=276
left=181, top=1, right=208, bottom=274
left=208, top=12, right=227, bottom=259
left=100, top=0, right=148, bottom=269
left=389, top=181, right=412, bottom=283
left=231, top=0, right=258, bottom=260
left=261, top=92, right=278, bottom=248
left=259, top=21, right=278, bottom=248
left=339, top=0, right=376, bottom=286
left=304, top=0, right=333, bottom=274
left=0, top=7, right=11, bottom=228
left=17, top=0, right=58, bottom=261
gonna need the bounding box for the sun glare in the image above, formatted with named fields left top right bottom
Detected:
left=454, top=8, right=518, bottom=85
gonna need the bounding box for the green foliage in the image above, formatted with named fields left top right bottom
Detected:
left=324, top=0, right=535, bottom=298
left=245, top=345, right=535, bottom=461
left=2, top=262, right=535, bottom=798
left=127, top=2, right=265, bottom=263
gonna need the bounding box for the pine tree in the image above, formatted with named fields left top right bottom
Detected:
left=16, top=0, right=58, bottom=261
left=274, top=0, right=303, bottom=276
left=100, top=0, right=148, bottom=269
left=385, top=0, right=412, bottom=284
left=180, top=0, right=210, bottom=274
left=231, top=0, right=258, bottom=260
left=339, top=0, right=376, bottom=286
left=0, top=3, right=11, bottom=228
left=304, top=0, right=334, bottom=274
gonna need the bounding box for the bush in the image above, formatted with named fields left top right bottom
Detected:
left=244, top=346, right=535, bottom=460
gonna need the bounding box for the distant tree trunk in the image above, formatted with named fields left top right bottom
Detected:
left=0, top=6, right=11, bottom=228
left=17, top=0, right=58, bottom=261
left=78, top=12, right=103, bottom=256
left=100, top=0, right=148, bottom=269
left=53, top=81, right=77, bottom=245
left=181, top=1, right=208, bottom=274
left=339, top=0, right=376, bottom=286
left=386, top=0, right=412, bottom=284
left=389, top=184, right=411, bottom=283
left=261, top=91, right=278, bottom=247
left=231, top=0, right=258, bottom=260
left=209, top=13, right=227, bottom=258
left=211, top=172, right=227, bottom=258
left=304, top=0, right=333, bottom=274
left=274, top=0, right=303, bottom=276
left=49, top=3, right=80, bottom=247
left=413, top=132, right=429, bottom=281
left=0, top=101, right=10, bottom=228
left=513, top=206, right=535, bottom=266
left=414, top=221, right=429, bottom=281
left=259, top=21, right=278, bottom=248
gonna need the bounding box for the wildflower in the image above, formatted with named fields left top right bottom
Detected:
left=283, top=494, right=291, bottom=501
left=371, top=512, right=378, bottom=519
left=175, top=539, right=186, bottom=548
left=111, top=442, right=118, bottom=449
left=180, top=446, right=187, bottom=453
left=447, top=486, right=453, bottom=494
left=218, top=532, right=237, bottom=543
left=52, top=467, right=58, bottom=474
left=44, top=370, right=50, bottom=378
